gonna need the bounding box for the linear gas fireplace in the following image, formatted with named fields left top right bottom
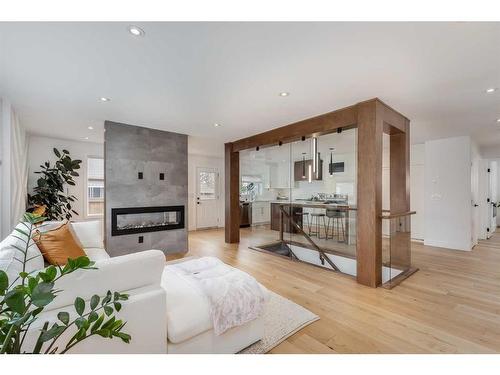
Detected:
left=111, top=206, right=185, bottom=236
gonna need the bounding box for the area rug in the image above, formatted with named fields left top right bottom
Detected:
left=239, top=291, right=319, bottom=354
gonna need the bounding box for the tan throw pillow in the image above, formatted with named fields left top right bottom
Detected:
left=35, top=222, right=86, bottom=265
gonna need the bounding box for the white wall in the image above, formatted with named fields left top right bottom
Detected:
left=424, top=136, right=473, bottom=251
left=27, top=135, right=103, bottom=222
left=382, top=142, right=425, bottom=240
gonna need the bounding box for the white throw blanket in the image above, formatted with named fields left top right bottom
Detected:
left=167, top=257, right=267, bottom=335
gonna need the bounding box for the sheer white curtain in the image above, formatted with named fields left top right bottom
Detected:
left=0, top=98, right=28, bottom=239
left=10, top=109, right=28, bottom=226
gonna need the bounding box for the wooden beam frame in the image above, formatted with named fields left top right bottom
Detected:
left=225, top=143, right=240, bottom=243
left=224, top=98, right=410, bottom=288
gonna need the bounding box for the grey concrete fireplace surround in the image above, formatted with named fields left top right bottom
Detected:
left=104, top=121, right=188, bottom=257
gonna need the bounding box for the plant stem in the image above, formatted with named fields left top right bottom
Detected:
left=0, top=323, right=16, bottom=354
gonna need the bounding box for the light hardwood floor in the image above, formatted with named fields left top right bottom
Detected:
left=169, top=228, right=500, bottom=353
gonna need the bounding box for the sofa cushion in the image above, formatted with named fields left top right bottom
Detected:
left=71, top=220, right=103, bottom=249
left=35, top=222, right=86, bottom=265
left=0, top=223, right=45, bottom=284
left=162, top=266, right=212, bottom=344
left=162, top=259, right=269, bottom=344
left=83, top=247, right=111, bottom=262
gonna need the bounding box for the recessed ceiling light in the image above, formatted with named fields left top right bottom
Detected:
left=213, top=123, right=221, bottom=127
left=497, top=118, right=500, bottom=123
left=127, top=25, right=145, bottom=37
left=84, top=137, right=89, bottom=140
left=88, top=126, right=94, bottom=130
left=279, top=92, right=290, bottom=97
left=100, top=97, right=110, bottom=102
left=486, top=88, right=497, bottom=93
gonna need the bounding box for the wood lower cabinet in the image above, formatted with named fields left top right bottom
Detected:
left=270, top=203, right=303, bottom=233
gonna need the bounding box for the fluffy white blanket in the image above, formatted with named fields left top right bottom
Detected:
left=167, top=257, right=267, bottom=335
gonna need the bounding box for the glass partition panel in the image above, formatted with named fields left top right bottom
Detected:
left=240, top=128, right=359, bottom=278
left=381, top=213, right=413, bottom=288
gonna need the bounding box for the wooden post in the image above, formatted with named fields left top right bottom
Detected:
left=356, top=100, right=383, bottom=287
left=389, top=119, right=411, bottom=267
left=225, top=143, right=240, bottom=243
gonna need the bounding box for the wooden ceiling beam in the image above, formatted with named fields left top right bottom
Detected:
left=230, top=98, right=409, bottom=152
left=231, top=104, right=358, bottom=152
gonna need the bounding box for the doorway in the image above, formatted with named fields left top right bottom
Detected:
left=195, top=167, right=220, bottom=229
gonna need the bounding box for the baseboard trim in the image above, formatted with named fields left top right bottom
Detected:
left=423, top=239, right=471, bottom=251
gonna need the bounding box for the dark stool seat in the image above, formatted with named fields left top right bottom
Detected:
left=309, top=212, right=327, bottom=238
left=325, top=208, right=346, bottom=242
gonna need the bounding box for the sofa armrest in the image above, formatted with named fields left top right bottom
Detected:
left=45, top=250, right=165, bottom=311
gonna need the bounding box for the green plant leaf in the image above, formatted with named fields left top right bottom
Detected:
left=45, top=266, right=57, bottom=281
left=75, top=317, right=88, bottom=329
left=91, top=314, right=105, bottom=333
left=27, top=276, right=38, bottom=292
left=104, top=306, right=113, bottom=316
left=113, top=331, right=131, bottom=343
left=90, top=295, right=99, bottom=310
left=32, top=282, right=55, bottom=307
left=0, top=270, right=9, bottom=295
left=88, top=311, right=98, bottom=323
left=113, top=302, right=122, bottom=312
left=53, top=148, right=61, bottom=158
left=40, top=323, right=65, bottom=342
left=4, top=289, right=26, bottom=313
left=74, top=297, right=85, bottom=316
left=57, top=311, right=70, bottom=325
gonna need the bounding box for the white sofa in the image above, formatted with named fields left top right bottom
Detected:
left=0, top=220, right=265, bottom=354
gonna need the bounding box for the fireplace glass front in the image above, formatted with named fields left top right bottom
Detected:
left=111, top=206, right=185, bottom=236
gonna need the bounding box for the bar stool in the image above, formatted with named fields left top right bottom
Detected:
left=309, top=211, right=327, bottom=238
left=325, top=208, right=346, bottom=242
left=299, top=212, right=310, bottom=232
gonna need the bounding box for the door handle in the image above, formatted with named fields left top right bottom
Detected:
left=474, top=204, right=479, bottom=207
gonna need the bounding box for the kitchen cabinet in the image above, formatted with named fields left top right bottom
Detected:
left=252, top=202, right=271, bottom=224
left=294, top=159, right=323, bottom=181
left=269, top=161, right=291, bottom=188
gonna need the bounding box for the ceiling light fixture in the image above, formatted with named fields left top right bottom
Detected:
left=88, top=126, right=94, bottom=130
left=127, top=25, right=145, bottom=37
left=497, top=118, right=500, bottom=123
left=279, top=92, right=290, bottom=97
left=84, top=137, right=89, bottom=140
left=100, top=97, right=110, bottom=102
left=486, top=88, right=497, bottom=93
left=213, top=123, right=221, bottom=127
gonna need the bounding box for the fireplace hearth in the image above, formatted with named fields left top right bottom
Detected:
left=111, top=206, right=185, bottom=236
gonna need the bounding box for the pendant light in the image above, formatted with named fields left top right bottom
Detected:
left=311, top=137, right=318, bottom=174
left=301, top=152, right=307, bottom=178
left=329, top=147, right=335, bottom=176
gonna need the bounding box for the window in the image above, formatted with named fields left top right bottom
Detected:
left=87, top=157, right=104, bottom=216
left=240, top=175, right=263, bottom=201
left=198, top=170, right=217, bottom=200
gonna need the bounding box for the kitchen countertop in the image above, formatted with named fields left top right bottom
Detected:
left=269, top=200, right=357, bottom=210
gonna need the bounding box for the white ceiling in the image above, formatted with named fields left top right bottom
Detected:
left=1, top=22, right=499, bottom=149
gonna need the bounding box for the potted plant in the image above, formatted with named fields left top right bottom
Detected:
left=27, top=148, right=82, bottom=221
left=0, top=213, right=130, bottom=354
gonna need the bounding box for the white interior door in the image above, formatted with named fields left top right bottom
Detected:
left=196, top=167, right=220, bottom=229
left=471, top=159, right=479, bottom=247
left=489, top=161, right=498, bottom=237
